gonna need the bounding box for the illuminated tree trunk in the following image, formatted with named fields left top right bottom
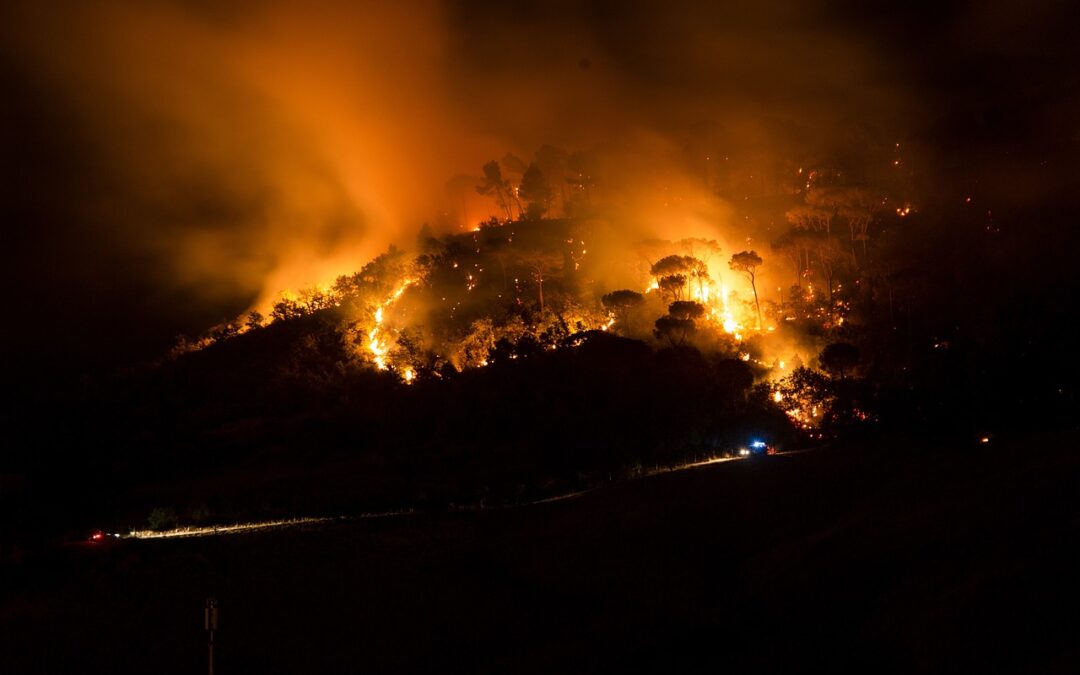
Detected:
left=531, top=264, right=546, bottom=314
left=749, top=272, right=761, bottom=330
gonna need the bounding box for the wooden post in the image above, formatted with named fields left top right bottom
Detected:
left=205, top=598, right=218, bottom=675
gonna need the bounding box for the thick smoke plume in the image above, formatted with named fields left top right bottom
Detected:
left=6, top=0, right=1070, bottom=366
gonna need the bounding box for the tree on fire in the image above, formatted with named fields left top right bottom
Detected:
left=679, top=239, right=720, bottom=296
left=729, top=250, right=764, bottom=329
left=601, top=290, right=645, bottom=328
left=658, top=274, right=688, bottom=302
left=650, top=254, right=708, bottom=303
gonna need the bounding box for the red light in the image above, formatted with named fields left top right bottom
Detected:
left=90, top=532, right=104, bottom=541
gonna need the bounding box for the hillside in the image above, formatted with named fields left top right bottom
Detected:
left=4, top=433, right=1078, bottom=673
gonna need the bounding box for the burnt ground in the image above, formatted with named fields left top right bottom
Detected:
left=3, top=433, right=1079, bottom=674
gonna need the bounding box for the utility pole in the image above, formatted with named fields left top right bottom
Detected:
left=205, top=598, right=218, bottom=675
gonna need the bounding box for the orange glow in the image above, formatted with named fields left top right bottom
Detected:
left=366, top=278, right=416, bottom=372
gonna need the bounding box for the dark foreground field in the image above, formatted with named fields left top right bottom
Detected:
left=3, top=434, right=1079, bottom=674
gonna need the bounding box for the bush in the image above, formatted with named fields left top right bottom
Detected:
left=148, top=506, right=178, bottom=531
left=189, top=503, right=211, bottom=524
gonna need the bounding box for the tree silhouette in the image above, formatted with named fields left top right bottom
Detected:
left=601, top=289, right=645, bottom=315
left=819, top=342, right=859, bottom=379
left=771, top=229, right=813, bottom=287
left=658, top=274, right=688, bottom=302
left=807, top=186, right=883, bottom=264
left=519, top=162, right=553, bottom=219
left=650, top=254, right=694, bottom=280
left=813, top=233, right=846, bottom=307
left=678, top=240, right=719, bottom=298
left=533, top=145, right=570, bottom=216
left=566, top=150, right=597, bottom=213
left=654, top=315, right=695, bottom=346
left=668, top=301, right=706, bottom=321
left=729, top=250, right=764, bottom=329
left=521, top=252, right=562, bottom=315
left=785, top=204, right=833, bottom=233
left=476, top=160, right=514, bottom=220
left=650, top=254, right=707, bottom=303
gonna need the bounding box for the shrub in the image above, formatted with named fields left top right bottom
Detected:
left=148, top=506, right=178, bottom=531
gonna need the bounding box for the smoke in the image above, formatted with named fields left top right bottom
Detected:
left=2, top=1, right=475, bottom=313
left=9, top=0, right=1059, bottom=367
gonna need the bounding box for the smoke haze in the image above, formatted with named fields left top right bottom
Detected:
left=2, top=0, right=1076, bottom=370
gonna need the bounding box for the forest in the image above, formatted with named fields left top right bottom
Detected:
left=6, top=138, right=1077, bottom=541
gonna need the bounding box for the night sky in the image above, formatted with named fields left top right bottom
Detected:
left=2, top=0, right=1077, bottom=379
left=4, top=6, right=1080, bottom=671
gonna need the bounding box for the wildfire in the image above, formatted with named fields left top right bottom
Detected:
left=719, top=284, right=740, bottom=335
left=366, top=278, right=416, bottom=371
left=643, top=272, right=748, bottom=339
left=175, top=219, right=850, bottom=398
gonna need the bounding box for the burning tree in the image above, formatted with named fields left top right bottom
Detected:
left=601, top=289, right=645, bottom=330
left=729, top=250, right=764, bottom=329
left=679, top=238, right=721, bottom=297
left=650, top=254, right=707, bottom=303
left=658, top=274, right=688, bottom=302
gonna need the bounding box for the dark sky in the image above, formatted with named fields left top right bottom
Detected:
left=2, top=0, right=1077, bottom=379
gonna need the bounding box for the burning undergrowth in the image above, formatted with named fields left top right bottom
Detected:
left=172, top=208, right=871, bottom=438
